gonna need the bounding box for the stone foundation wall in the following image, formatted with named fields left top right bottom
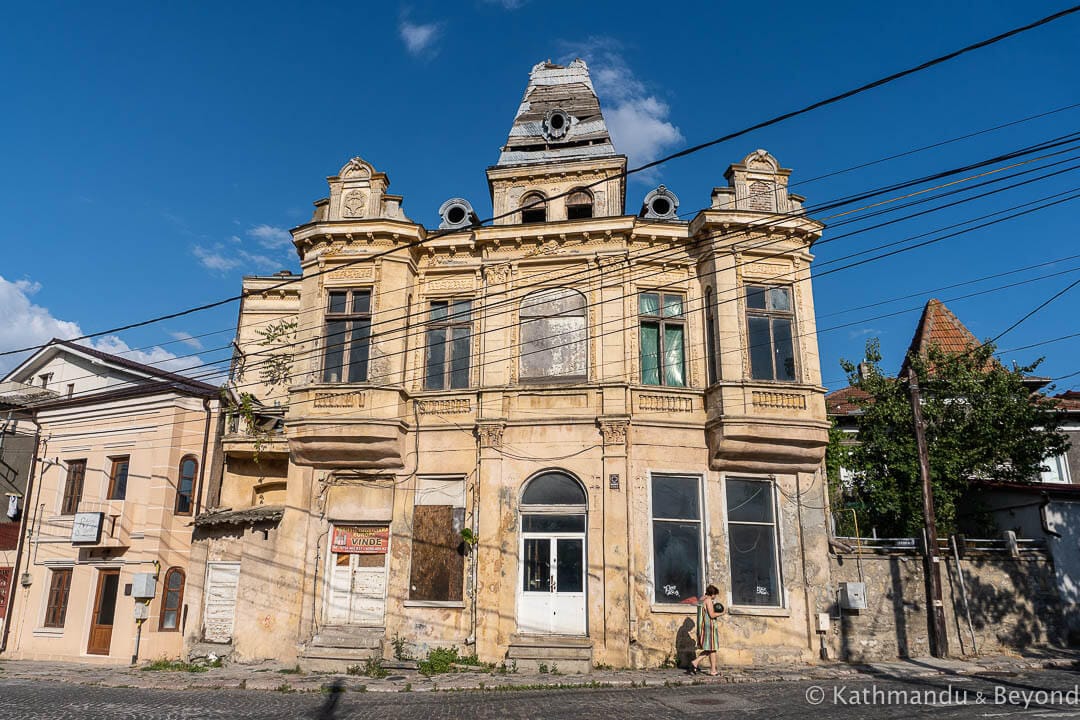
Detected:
left=829, top=546, right=1066, bottom=661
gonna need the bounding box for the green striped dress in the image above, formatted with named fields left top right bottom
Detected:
left=696, top=598, right=721, bottom=651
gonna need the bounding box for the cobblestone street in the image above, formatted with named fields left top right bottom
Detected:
left=7, top=667, right=1080, bottom=719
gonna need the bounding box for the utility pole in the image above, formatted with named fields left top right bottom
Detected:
left=907, top=367, right=948, bottom=658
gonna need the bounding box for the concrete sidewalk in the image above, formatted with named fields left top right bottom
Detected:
left=0, top=651, right=1076, bottom=694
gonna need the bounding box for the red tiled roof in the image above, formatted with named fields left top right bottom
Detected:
left=899, top=298, right=981, bottom=376
left=1055, top=391, right=1080, bottom=412
left=826, top=385, right=872, bottom=416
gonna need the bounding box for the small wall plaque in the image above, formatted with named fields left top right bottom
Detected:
left=609, top=474, right=620, bottom=490
left=70, top=511, right=104, bottom=544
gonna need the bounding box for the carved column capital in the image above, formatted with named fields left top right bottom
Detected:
left=598, top=417, right=630, bottom=446
left=475, top=422, right=506, bottom=448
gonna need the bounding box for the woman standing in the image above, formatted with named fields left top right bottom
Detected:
left=690, top=584, right=723, bottom=676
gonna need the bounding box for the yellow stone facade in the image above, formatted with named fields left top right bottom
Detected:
left=190, top=60, right=832, bottom=670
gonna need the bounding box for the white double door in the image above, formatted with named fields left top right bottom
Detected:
left=518, top=533, right=586, bottom=635
left=325, top=551, right=387, bottom=626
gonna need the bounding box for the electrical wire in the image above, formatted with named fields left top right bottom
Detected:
left=5, top=5, right=1078, bottom=359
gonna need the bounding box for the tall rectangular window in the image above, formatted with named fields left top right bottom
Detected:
left=705, top=287, right=718, bottom=385
left=44, top=568, right=72, bottom=628
left=60, top=460, right=86, bottom=515
left=745, top=285, right=796, bottom=382
left=107, top=456, right=129, bottom=501
left=640, top=293, right=686, bottom=387
left=322, top=289, right=372, bottom=383
left=651, top=474, right=702, bottom=604
left=726, top=478, right=782, bottom=607
left=424, top=299, right=471, bottom=390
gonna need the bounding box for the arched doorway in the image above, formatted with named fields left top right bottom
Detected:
left=517, top=471, right=587, bottom=635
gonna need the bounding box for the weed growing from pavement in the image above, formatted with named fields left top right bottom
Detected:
left=391, top=633, right=413, bottom=661
left=278, top=664, right=303, bottom=675
left=347, top=658, right=388, bottom=679
left=276, top=683, right=295, bottom=693
left=417, top=646, right=493, bottom=675
left=402, top=682, right=412, bottom=692
left=142, top=659, right=209, bottom=673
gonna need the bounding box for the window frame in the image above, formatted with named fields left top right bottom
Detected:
left=175, top=455, right=198, bottom=516
left=159, top=567, right=185, bottom=631
left=723, top=475, right=785, bottom=609
left=520, top=192, right=548, bottom=224
left=518, top=287, right=588, bottom=383
left=1040, top=453, right=1072, bottom=484
left=107, top=456, right=130, bottom=501
left=423, top=297, right=472, bottom=390
left=43, top=567, right=73, bottom=628
left=744, top=284, right=798, bottom=382
left=648, top=472, right=705, bottom=606
left=322, top=288, right=373, bottom=384
left=638, top=291, right=687, bottom=387
left=60, top=459, right=86, bottom=516
left=565, top=188, right=594, bottom=220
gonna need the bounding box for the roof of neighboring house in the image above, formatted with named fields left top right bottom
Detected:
left=973, top=479, right=1080, bottom=497
left=899, top=298, right=981, bottom=377
left=48, top=339, right=218, bottom=393
left=1055, top=391, right=1080, bottom=412
left=826, top=385, right=872, bottom=416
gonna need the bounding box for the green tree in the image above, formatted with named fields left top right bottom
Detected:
left=838, top=338, right=1069, bottom=537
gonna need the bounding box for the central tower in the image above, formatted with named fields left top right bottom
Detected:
left=487, top=59, right=628, bottom=224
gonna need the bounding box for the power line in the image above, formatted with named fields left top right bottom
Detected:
left=5, top=6, right=1078, bottom=359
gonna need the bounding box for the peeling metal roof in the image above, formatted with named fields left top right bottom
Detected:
left=194, top=505, right=284, bottom=528
left=496, top=59, right=617, bottom=167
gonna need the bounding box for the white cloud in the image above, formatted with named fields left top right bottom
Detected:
left=400, top=20, right=441, bottom=56
left=193, top=244, right=243, bottom=272
left=247, top=224, right=292, bottom=249
left=170, top=331, right=204, bottom=351
left=559, top=39, right=684, bottom=182
left=0, top=275, right=208, bottom=379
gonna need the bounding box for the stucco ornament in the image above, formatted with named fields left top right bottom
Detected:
left=599, top=420, right=628, bottom=446
left=542, top=108, right=572, bottom=141
left=342, top=190, right=368, bottom=218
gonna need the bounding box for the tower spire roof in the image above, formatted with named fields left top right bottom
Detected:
left=496, top=59, right=618, bottom=167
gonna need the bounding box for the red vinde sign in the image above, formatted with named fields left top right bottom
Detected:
left=332, top=526, right=389, bottom=554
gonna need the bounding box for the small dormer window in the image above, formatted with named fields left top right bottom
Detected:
left=566, top=189, right=593, bottom=220
left=520, top=193, right=547, bottom=223
left=38, top=373, right=52, bottom=389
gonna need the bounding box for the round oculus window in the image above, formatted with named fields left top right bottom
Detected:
left=542, top=109, right=571, bottom=141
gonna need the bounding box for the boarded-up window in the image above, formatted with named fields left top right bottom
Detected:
left=409, top=505, right=464, bottom=601
left=519, top=288, right=587, bottom=380
left=61, top=460, right=86, bottom=515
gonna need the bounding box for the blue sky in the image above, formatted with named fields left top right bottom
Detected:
left=1, top=1, right=1079, bottom=392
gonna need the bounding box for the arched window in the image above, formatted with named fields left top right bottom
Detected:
left=522, top=471, right=587, bottom=506
left=175, top=455, right=198, bottom=515
left=520, top=471, right=586, bottom=533
left=519, top=288, right=587, bottom=381
left=565, top=189, right=593, bottom=220
left=159, top=567, right=185, bottom=631
left=520, top=192, right=547, bottom=223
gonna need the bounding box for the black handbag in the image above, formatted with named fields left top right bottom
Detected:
left=713, top=601, right=725, bottom=614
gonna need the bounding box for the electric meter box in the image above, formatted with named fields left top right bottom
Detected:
left=132, top=573, right=157, bottom=599
left=839, top=582, right=867, bottom=610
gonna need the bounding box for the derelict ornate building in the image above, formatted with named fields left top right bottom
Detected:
left=188, top=59, right=832, bottom=670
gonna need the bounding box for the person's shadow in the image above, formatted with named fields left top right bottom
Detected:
left=314, top=678, right=344, bottom=719
left=676, top=617, right=696, bottom=669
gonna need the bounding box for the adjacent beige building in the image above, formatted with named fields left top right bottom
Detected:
left=1, top=340, right=219, bottom=663
left=191, top=59, right=832, bottom=671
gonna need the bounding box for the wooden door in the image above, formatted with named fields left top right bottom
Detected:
left=87, top=570, right=120, bottom=655
left=203, top=562, right=240, bottom=643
